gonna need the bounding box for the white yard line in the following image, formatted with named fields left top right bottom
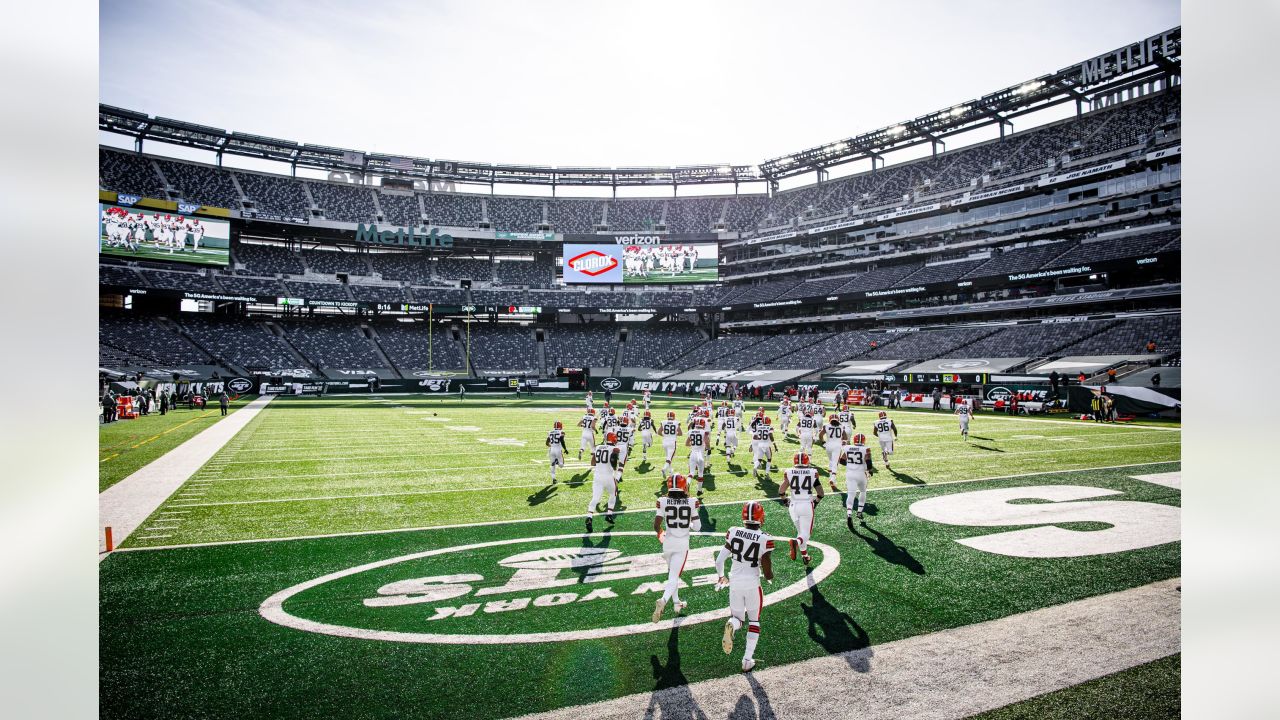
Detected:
left=98, top=395, right=274, bottom=558
left=111, top=460, right=1178, bottom=553
left=514, top=578, right=1181, bottom=720
left=1131, top=471, right=1182, bottom=489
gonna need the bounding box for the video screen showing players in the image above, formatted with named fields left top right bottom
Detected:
left=561, top=242, right=719, bottom=284
left=99, top=203, right=231, bottom=267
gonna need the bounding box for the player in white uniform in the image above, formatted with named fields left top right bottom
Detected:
left=716, top=501, right=774, bottom=672
left=190, top=219, right=205, bottom=251
left=796, top=410, right=819, bottom=456
left=687, top=418, right=710, bottom=496
left=819, top=414, right=846, bottom=478
left=546, top=421, right=566, bottom=482
left=652, top=474, right=702, bottom=621
left=779, top=453, right=823, bottom=565
left=956, top=399, right=971, bottom=441
left=173, top=218, right=189, bottom=251
left=873, top=411, right=898, bottom=469
left=659, top=411, right=683, bottom=477
left=586, top=432, right=622, bottom=534
left=836, top=433, right=876, bottom=526
left=778, top=399, right=793, bottom=437
left=837, top=404, right=855, bottom=443
left=638, top=410, right=655, bottom=459
left=614, top=417, right=634, bottom=481
left=750, top=416, right=778, bottom=477
left=642, top=389, right=652, bottom=410
left=584, top=391, right=594, bottom=410
left=722, top=408, right=740, bottom=460
left=577, top=408, right=597, bottom=460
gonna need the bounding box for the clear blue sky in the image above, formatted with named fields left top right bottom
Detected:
left=100, top=0, right=1180, bottom=170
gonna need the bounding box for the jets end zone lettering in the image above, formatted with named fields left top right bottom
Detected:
left=910, top=485, right=1179, bottom=558
left=260, top=532, right=839, bottom=644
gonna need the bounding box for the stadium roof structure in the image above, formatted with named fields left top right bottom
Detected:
left=758, top=27, right=1181, bottom=182
left=100, top=26, right=1178, bottom=193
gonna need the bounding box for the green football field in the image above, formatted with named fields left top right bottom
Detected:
left=623, top=267, right=719, bottom=284
left=100, top=393, right=1181, bottom=718
left=99, top=238, right=230, bottom=266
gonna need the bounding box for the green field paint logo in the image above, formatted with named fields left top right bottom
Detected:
left=260, top=532, right=839, bottom=644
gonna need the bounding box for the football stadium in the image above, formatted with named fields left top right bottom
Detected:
left=98, top=10, right=1183, bottom=720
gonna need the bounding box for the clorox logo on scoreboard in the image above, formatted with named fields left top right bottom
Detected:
left=260, top=532, right=839, bottom=644
left=566, top=250, right=618, bottom=276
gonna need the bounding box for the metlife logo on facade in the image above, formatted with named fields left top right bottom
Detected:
left=562, top=244, right=624, bottom=283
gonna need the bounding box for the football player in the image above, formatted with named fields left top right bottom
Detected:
left=687, top=418, right=710, bottom=496
left=577, top=407, right=597, bottom=460
left=837, top=403, right=856, bottom=441
left=715, top=401, right=729, bottom=446
left=546, top=420, right=567, bottom=482
left=615, top=417, right=635, bottom=484
left=779, top=453, right=823, bottom=565
left=873, top=410, right=898, bottom=469
left=796, top=409, right=819, bottom=456
left=956, top=397, right=972, bottom=441
left=639, top=410, right=655, bottom=459
left=652, top=474, right=702, bottom=622
left=819, top=414, right=846, bottom=478
left=715, top=501, right=775, bottom=673
left=586, top=431, right=622, bottom=533
left=659, top=410, right=683, bottom=477
left=642, top=388, right=652, bottom=411
left=778, top=398, right=793, bottom=437
left=602, top=407, right=620, bottom=435
left=585, top=390, right=594, bottom=410
left=190, top=218, right=205, bottom=251
left=750, top=416, right=778, bottom=477
left=836, top=432, right=876, bottom=526
left=723, top=408, right=740, bottom=460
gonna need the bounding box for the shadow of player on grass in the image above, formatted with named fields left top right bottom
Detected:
left=800, top=585, right=873, bottom=673
left=849, top=523, right=925, bottom=575
left=889, top=469, right=926, bottom=485
left=527, top=483, right=557, bottom=507
left=566, top=470, right=590, bottom=490
left=646, top=628, right=712, bottom=719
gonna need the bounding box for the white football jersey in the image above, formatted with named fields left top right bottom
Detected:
left=660, top=420, right=681, bottom=438
left=957, top=403, right=971, bottom=417
left=687, top=429, right=709, bottom=452
left=784, top=467, right=820, bottom=502
left=657, top=496, right=701, bottom=541
left=798, top=416, right=819, bottom=433
left=824, top=423, right=844, bottom=444
left=724, top=526, right=774, bottom=584
left=842, top=444, right=874, bottom=475
left=874, top=418, right=895, bottom=440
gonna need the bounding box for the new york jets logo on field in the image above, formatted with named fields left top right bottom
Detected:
left=259, top=532, right=839, bottom=644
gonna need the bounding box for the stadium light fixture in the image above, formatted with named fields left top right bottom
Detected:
left=950, top=105, right=970, bottom=117
left=1017, top=81, right=1046, bottom=95
left=889, top=125, right=907, bottom=136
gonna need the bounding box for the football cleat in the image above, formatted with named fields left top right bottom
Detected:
left=605, top=512, right=616, bottom=524
left=788, top=538, right=798, bottom=560
left=742, top=658, right=756, bottom=673
left=652, top=598, right=666, bottom=623
left=857, top=510, right=864, bottom=520
left=802, top=551, right=811, bottom=566
left=722, top=621, right=735, bottom=654
left=846, top=514, right=854, bottom=531
left=675, top=600, right=688, bottom=614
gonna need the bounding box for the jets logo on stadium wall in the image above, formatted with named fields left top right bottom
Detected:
left=567, top=250, right=618, bottom=277
left=259, top=532, right=839, bottom=644
left=227, top=378, right=254, bottom=394
left=418, top=379, right=451, bottom=392
left=600, top=377, right=622, bottom=391
left=937, top=359, right=990, bottom=370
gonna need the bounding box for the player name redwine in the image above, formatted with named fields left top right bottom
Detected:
left=356, top=223, right=455, bottom=248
